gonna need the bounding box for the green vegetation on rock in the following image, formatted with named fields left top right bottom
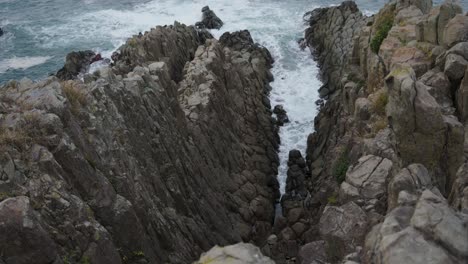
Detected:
left=370, top=20, right=393, bottom=53
left=370, top=4, right=395, bottom=54
left=334, top=150, right=350, bottom=184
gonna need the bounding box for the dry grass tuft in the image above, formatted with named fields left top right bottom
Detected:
left=61, top=81, right=87, bottom=115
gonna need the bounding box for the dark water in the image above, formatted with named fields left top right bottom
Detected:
left=0, top=0, right=465, bottom=84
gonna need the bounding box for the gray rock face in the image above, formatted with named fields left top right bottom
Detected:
left=365, top=190, right=468, bottom=264
left=0, top=197, right=60, bottom=264
left=344, top=155, right=393, bottom=200
left=396, top=0, right=433, bottom=14
left=297, top=241, right=327, bottom=264
left=458, top=70, right=468, bottom=124
left=437, top=2, right=463, bottom=44
left=444, top=53, right=468, bottom=81
left=194, top=243, right=275, bottom=264
left=114, top=22, right=209, bottom=81
left=420, top=69, right=453, bottom=114
left=443, top=15, right=468, bottom=48
left=304, top=1, right=366, bottom=97
left=450, top=161, right=468, bottom=213
left=0, top=28, right=278, bottom=263
left=386, top=65, right=464, bottom=194
left=319, top=202, right=368, bottom=260
left=388, top=164, right=433, bottom=210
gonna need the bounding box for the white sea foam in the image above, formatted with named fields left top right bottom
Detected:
left=0, top=56, right=52, bottom=73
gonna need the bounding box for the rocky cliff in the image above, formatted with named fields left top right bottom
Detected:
left=0, top=22, right=280, bottom=263
left=274, top=0, right=468, bottom=263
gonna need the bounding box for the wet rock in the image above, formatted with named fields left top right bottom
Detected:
left=273, top=105, right=289, bottom=126
left=195, top=6, right=224, bottom=30
left=284, top=150, right=308, bottom=197
left=195, top=243, right=275, bottom=264
left=56, top=50, right=95, bottom=80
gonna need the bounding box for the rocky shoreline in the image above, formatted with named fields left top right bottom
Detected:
left=0, top=12, right=280, bottom=263
left=276, top=0, right=468, bottom=263
left=1, top=1, right=468, bottom=263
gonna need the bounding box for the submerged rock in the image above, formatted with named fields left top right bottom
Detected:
left=195, top=6, right=224, bottom=29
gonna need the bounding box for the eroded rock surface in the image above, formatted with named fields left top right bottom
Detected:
left=0, top=24, right=278, bottom=263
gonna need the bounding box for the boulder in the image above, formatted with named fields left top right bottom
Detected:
left=319, top=202, right=368, bottom=258
left=390, top=46, right=432, bottom=77
left=444, top=53, right=468, bottom=81
left=443, top=15, right=468, bottom=48
left=365, top=189, right=468, bottom=264
left=56, top=50, right=95, bottom=80
left=195, top=6, right=224, bottom=29
left=416, top=7, right=439, bottom=44
left=387, top=164, right=433, bottom=209
left=345, top=155, right=393, bottom=199
left=420, top=69, right=453, bottom=113
left=411, top=190, right=468, bottom=257
left=297, top=241, right=327, bottom=264
left=195, top=243, right=275, bottom=264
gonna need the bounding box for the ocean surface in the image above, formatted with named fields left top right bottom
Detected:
left=0, top=0, right=465, bottom=193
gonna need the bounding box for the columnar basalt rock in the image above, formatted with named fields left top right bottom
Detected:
left=301, top=1, right=468, bottom=263
left=304, top=1, right=366, bottom=97
left=0, top=24, right=279, bottom=263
